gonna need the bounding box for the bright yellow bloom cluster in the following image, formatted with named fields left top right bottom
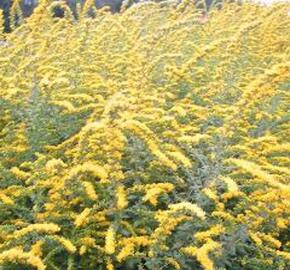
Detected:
left=168, top=202, right=206, bottom=219
left=116, top=185, right=128, bottom=210
left=165, top=257, right=181, bottom=270
left=132, top=183, right=175, bottom=206
left=68, top=162, right=108, bottom=182
left=0, top=248, right=45, bottom=270
left=105, top=226, right=116, bottom=255
left=182, top=239, right=221, bottom=270
left=117, top=236, right=151, bottom=262
left=53, top=236, right=77, bottom=254
left=30, top=241, right=44, bottom=257
left=226, top=158, right=289, bottom=190
left=8, top=223, right=60, bottom=239
left=194, top=225, right=225, bottom=242
left=45, top=158, right=67, bottom=172
left=152, top=210, right=191, bottom=245
left=82, top=181, right=98, bottom=200
left=74, top=208, right=92, bottom=228
left=0, top=1, right=289, bottom=269
left=123, top=120, right=178, bottom=170
left=0, top=192, right=14, bottom=205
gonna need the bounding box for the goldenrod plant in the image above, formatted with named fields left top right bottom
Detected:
left=0, top=0, right=289, bottom=269
left=0, top=9, right=4, bottom=37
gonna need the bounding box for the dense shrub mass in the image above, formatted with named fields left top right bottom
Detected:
left=0, top=1, right=290, bottom=269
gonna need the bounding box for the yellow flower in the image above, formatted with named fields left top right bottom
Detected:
left=259, top=233, right=281, bottom=249
left=79, top=245, right=87, bottom=255
left=74, top=208, right=92, bottom=228
left=194, top=225, right=225, bottom=242
left=116, top=185, right=128, bottom=210
left=117, top=243, right=134, bottom=262
left=182, top=239, right=221, bottom=270
left=80, top=237, right=96, bottom=247
left=0, top=193, right=14, bottom=205
left=1, top=1, right=290, bottom=269
left=142, top=183, right=175, bottom=206
left=276, top=218, right=287, bottom=229
left=45, top=158, right=66, bottom=172
left=181, top=246, right=198, bottom=257
left=202, top=188, right=218, bottom=201
left=249, top=232, right=263, bottom=246
left=31, top=241, right=44, bottom=257
left=168, top=202, right=206, bottom=219
left=105, top=226, right=116, bottom=255
left=165, top=257, right=181, bottom=270
left=82, top=181, right=98, bottom=200
left=51, top=100, right=76, bottom=112
left=68, top=162, right=108, bottom=182
left=220, top=176, right=238, bottom=192
left=212, top=211, right=235, bottom=222
left=196, top=239, right=221, bottom=270
left=178, top=134, right=210, bottom=144
left=143, top=188, right=165, bottom=206
left=117, top=236, right=150, bottom=262
left=54, top=236, right=77, bottom=254
left=276, top=250, right=290, bottom=260
left=226, top=158, right=289, bottom=191
left=152, top=212, right=191, bottom=242
left=107, top=260, right=114, bottom=270
left=167, top=151, right=192, bottom=168
left=10, top=167, right=30, bottom=181
left=0, top=248, right=45, bottom=270
left=9, top=223, right=60, bottom=239
left=122, top=120, right=177, bottom=170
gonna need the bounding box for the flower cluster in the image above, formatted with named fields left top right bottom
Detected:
left=0, top=1, right=289, bottom=270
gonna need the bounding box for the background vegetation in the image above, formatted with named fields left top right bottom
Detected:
left=0, top=0, right=218, bottom=31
